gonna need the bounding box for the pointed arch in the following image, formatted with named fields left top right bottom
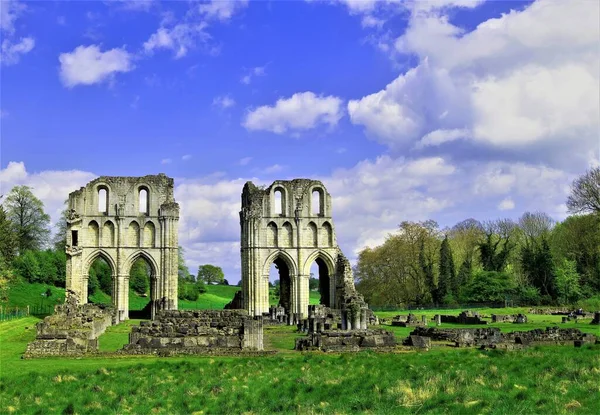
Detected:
left=320, top=221, right=333, bottom=247
left=262, top=249, right=298, bottom=277
left=143, top=221, right=156, bottom=248
left=88, top=220, right=99, bottom=247
left=102, top=220, right=115, bottom=247
left=266, top=221, right=278, bottom=247
left=280, top=221, right=293, bottom=247
left=123, top=250, right=159, bottom=277
left=128, top=220, right=140, bottom=247
left=84, top=249, right=117, bottom=277
left=307, top=222, right=318, bottom=247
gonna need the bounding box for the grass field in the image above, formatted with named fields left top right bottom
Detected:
left=1, top=316, right=599, bottom=414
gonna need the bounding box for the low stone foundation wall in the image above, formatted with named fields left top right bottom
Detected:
left=24, top=299, right=116, bottom=358
left=491, top=314, right=528, bottom=324
left=295, top=329, right=396, bottom=352
left=391, top=313, right=426, bottom=327
left=408, top=326, right=597, bottom=348
left=436, top=311, right=487, bottom=325
left=121, top=310, right=264, bottom=355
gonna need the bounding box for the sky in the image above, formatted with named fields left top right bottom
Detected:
left=1, top=0, right=599, bottom=283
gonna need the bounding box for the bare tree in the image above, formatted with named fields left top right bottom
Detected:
left=518, top=211, right=554, bottom=245
left=567, top=167, right=600, bottom=214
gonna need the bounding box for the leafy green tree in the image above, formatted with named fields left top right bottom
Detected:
left=14, top=250, right=42, bottom=283
left=479, top=219, right=517, bottom=272
left=521, top=237, right=556, bottom=298
left=309, top=275, right=319, bottom=291
left=4, top=186, right=51, bottom=254
left=567, top=166, right=600, bottom=214
left=438, top=236, right=456, bottom=302
left=178, top=245, right=194, bottom=282
left=464, top=271, right=516, bottom=303
left=197, top=264, right=225, bottom=284
left=555, top=259, right=583, bottom=305
left=0, top=201, right=17, bottom=266
left=130, top=259, right=150, bottom=295
left=90, top=258, right=112, bottom=295
left=52, top=203, right=69, bottom=251
left=420, top=240, right=438, bottom=304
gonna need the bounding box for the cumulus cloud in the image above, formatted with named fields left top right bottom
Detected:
left=213, top=95, right=236, bottom=109
left=58, top=45, right=134, bottom=87
left=0, top=0, right=34, bottom=65
left=1, top=37, right=34, bottom=65
left=240, top=65, right=267, bottom=85
left=143, top=23, right=210, bottom=59
left=244, top=92, right=344, bottom=134
left=196, top=0, right=249, bottom=21
left=498, top=197, right=515, bottom=211
left=348, top=0, right=600, bottom=171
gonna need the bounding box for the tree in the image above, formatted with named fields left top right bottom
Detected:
left=197, top=264, right=225, bottom=284
left=439, top=236, right=456, bottom=303
left=52, top=203, right=69, bottom=251
left=567, top=167, right=600, bottom=214
left=4, top=186, right=51, bottom=254
left=521, top=237, right=557, bottom=299
left=13, top=251, right=42, bottom=283
left=555, top=259, right=582, bottom=305
left=0, top=201, right=16, bottom=266
left=464, top=271, right=516, bottom=303
left=479, top=219, right=517, bottom=272
left=178, top=245, right=193, bottom=282
left=130, top=259, right=150, bottom=295
left=89, top=258, right=112, bottom=295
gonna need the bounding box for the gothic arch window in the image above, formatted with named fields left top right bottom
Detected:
left=312, top=188, right=324, bottom=216
left=139, top=187, right=149, bottom=215
left=273, top=188, right=285, bottom=216
left=98, top=186, right=109, bottom=214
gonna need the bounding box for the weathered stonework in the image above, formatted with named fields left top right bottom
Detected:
left=435, top=311, right=487, bottom=325
left=121, top=310, right=264, bottom=355
left=391, top=314, right=426, bottom=327
left=24, top=291, right=116, bottom=358
left=238, top=179, right=367, bottom=319
left=492, top=314, right=528, bottom=324
left=295, top=329, right=397, bottom=352
left=65, top=174, right=179, bottom=321
left=407, top=326, right=597, bottom=348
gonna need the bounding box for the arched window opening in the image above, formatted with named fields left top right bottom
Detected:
left=129, top=256, right=153, bottom=319
left=310, top=258, right=331, bottom=307
left=274, top=189, right=283, bottom=215
left=88, top=256, right=112, bottom=304
left=139, top=188, right=149, bottom=214
left=320, top=222, right=333, bottom=247
left=312, top=189, right=323, bottom=216
left=269, top=257, right=291, bottom=314
left=98, top=187, right=108, bottom=213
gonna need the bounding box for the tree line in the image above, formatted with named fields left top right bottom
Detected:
left=355, top=168, right=600, bottom=308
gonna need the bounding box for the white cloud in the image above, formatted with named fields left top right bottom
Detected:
left=239, top=157, right=252, bottom=166
left=240, top=65, right=267, bottom=85
left=197, top=0, right=249, bottom=21
left=143, top=23, right=210, bottom=59
left=361, top=15, right=384, bottom=29
left=213, top=95, right=236, bottom=109
left=262, top=164, right=285, bottom=174
left=161, top=158, right=172, bottom=165
left=0, top=0, right=25, bottom=34
left=244, top=92, right=344, bottom=134
left=58, top=45, right=134, bottom=88
left=182, top=154, right=193, bottom=161
left=498, top=197, right=515, bottom=211
left=111, top=0, right=156, bottom=12
left=0, top=37, right=34, bottom=65
left=348, top=0, right=600, bottom=170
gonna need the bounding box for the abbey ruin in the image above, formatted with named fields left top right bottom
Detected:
left=64, top=174, right=180, bottom=321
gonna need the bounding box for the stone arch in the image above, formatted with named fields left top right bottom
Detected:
left=304, top=250, right=336, bottom=308
left=311, top=186, right=325, bottom=216
left=307, top=222, right=318, bottom=247
left=320, top=221, right=333, bottom=247
left=128, top=220, right=140, bottom=247
left=263, top=250, right=298, bottom=315
left=263, top=249, right=298, bottom=277
left=272, top=186, right=287, bottom=216
left=87, top=220, right=99, bottom=247
left=96, top=183, right=111, bottom=214
left=266, top=221, right=278, bottom=247
left=143, top=221, right=156, bottom=248
left=280, top=221, right=293, bottom=247
left=84, top=249, right=118, bottom=277
left=101, top=220, right=115, bottom=247
left=123, top=250, right=159, bottom=277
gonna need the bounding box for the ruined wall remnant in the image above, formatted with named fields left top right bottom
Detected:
left=238, top=179, right=367, bottom=319
left=295, top=329, right=397, bottom=352
left=121, top=310, right=264, bottom=355
left=65, top=174, right=179, bottom=321
left=24, top=291, right=116, bottom=358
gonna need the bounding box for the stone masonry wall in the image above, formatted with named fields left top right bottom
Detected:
left=121, top=310, right=264, bottom=355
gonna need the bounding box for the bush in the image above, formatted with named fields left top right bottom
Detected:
left=464, top=271, right=516, bottom=303
left=516, top=285, right=541, bottom=305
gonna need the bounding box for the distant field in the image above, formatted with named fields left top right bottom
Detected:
left=1, top=316, right=599, bottom=414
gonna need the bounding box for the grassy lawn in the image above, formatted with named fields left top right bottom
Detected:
left=1, top=315, right=599, bottom=414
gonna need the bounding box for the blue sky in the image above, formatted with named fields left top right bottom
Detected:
left=1, top=0, right=599, bottom=282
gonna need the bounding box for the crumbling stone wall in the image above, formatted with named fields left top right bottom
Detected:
left=24, top=292, right=116, bottom=357
left=391, top=314, right=426, bottom=327
left=436, top=311, right=487, bottom=325
left=65, top=174, right=179, bottom=321
left=238, top=179, right=369, bottom=320
left=295, top=329, right=396, bottom=352
left=121, top=310, right=264, bottom=355
left=407, top=326, right=597, bottom=348
left=492, top=314, right=528, bottom=324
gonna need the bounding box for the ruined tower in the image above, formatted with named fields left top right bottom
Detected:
left=65, top=174, right=179, bottom=321
left=239, top=179, right=361, bottom=318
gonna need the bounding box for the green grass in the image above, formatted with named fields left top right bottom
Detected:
left=1, top=316, right=599, bottom=414
left=3, top=281, right=65, bottom=309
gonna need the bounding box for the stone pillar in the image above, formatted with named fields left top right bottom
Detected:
left=81, top=274, right=89, bottom=304
left=353, top=311, right=361, bottom=331
left=422, top=315, right=427, bottom=325
left=434, top=314, right=441, bottom=326
left=360, top=308, right=367, bottom=330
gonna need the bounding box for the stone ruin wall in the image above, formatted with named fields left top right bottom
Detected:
left=237, top=179, right=370, bottom=323
left=121, top=310, right=264, bottom=355
left=24, top=292, right=116, bottom=358
left=65, top=174, right=179, bottom=321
